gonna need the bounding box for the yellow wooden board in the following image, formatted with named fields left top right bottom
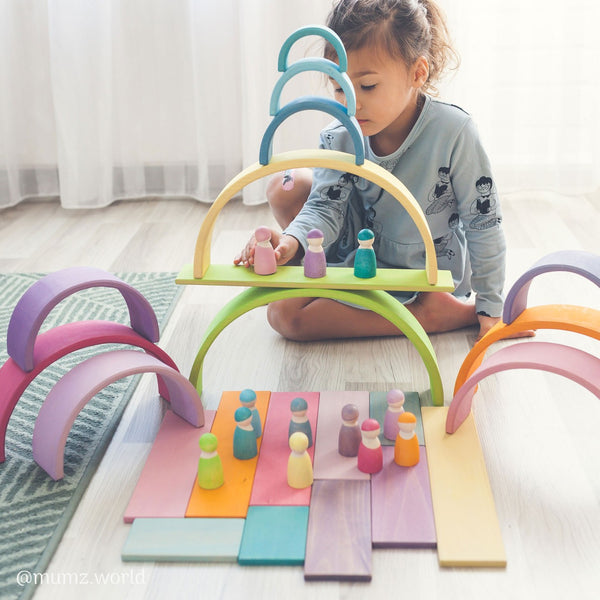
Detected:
left=177, top=263, right=455, bottom=293
left=421, top=407, right=506, bottom=567
left=185, top=391, right=270, bottom=518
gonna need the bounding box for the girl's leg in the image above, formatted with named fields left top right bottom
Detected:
left=266, top=292, right=478, bottom=342
left=267, top=168, right=313, bottom=229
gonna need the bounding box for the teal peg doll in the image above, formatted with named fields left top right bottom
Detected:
left=354, top=228, right=377, bottom=278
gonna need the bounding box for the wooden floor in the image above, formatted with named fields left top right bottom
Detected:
left=1, top=191, right=599, bottom=599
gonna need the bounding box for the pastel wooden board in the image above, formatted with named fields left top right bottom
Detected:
left=121, top=518, right=244, bottom=562
left=250, top=392, right=319, bottom=506
left=123, top=410, right=216, bottom=523
left=185, top=391, right=270, bottom=518
left=371, top=446, right=436, bottom=548
left=421, top=407, right=506, bottom=567
left=177, top=263, right=454, bottom=293
left=313, top=391, right=370, bottom=480
left=304, top=479, right=372, bottom=581
left=369, top=391, right=424, bottom=445
left=238, top=506, right=310, bottom=565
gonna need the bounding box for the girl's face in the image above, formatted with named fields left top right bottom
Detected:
left=332, top=45, right=428, bottom=155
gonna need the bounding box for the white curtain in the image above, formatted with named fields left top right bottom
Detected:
left=1, top=1, right=599, bottom=210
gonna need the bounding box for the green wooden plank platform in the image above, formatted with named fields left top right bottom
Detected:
left=176, top=263, right=455, bottom=292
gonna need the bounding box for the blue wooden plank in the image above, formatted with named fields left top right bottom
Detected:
left=238, top=506, right=309, bottom=565
left=121, top=518, right=244, bottom=562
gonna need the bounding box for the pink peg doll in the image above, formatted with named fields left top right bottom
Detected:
left=357, top=418, right=383, bottom=474
left=253, top=226, right=277, bottom=275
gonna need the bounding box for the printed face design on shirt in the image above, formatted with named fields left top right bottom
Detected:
left=319, top=173, right=357, bottom=203
left=431, top=213, right=458, bottom=260
left=469, top=176, right=501, bottom=230
left=427, top=166, right=456, bottom=215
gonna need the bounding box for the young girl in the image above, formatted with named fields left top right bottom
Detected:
left=235, top=0, right=506, bottom=342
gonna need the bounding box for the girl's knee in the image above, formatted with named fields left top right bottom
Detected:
left=266, top=301, right=309, bottom=341
left=266, top=169, right=312, bottom=213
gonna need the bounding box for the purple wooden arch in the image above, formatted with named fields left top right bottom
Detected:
left=0, top=320, right=180, bottom=463
left=32, top=350, right=205, bottom=480
left=503, top=250, right=600, bottom=324
left=6, top=267, right=160, bottom=372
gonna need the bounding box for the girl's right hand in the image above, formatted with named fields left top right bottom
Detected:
left=233, top=232, right=259, bottom=267
left=272, top=232, right=300, bottom=265
left=233, top=230, right=300, bottom=267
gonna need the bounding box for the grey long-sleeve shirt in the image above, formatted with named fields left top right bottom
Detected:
left=284, top=95, right=506, bottom=317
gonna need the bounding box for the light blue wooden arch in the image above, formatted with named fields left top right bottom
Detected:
left=259, top=96, right=365, bottom=166
left=278, top=25, right=348, bottom=72
left=270, top=58, right=356, bottom=116
left=188, top=286, right=444, bottom=407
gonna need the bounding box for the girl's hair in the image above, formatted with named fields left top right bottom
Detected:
left=325, top=0, right=459, bottom=96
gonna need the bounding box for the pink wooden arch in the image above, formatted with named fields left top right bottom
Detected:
left=32, top=350, right=204, bottom=480
left=7, top=267, right=160, bottom=372
left=446, top=341, right=600, bottom=434
left=0, top=320, right=180, bottom=463
left=503, top=250, right=600, bottom=324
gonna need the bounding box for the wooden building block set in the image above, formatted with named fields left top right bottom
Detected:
left=1, top=24, right=598, bottom=588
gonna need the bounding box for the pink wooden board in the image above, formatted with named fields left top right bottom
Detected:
left=371, top=446, right=436, bottom=548
left=250, top=392, right=319, bottom=506
left=123, top=410, right=215, bottom=523
left=304, top=479, right=372, bottom=581
left=313, top=391, right=370, bottom=480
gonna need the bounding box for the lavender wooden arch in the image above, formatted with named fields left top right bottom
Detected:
left=7, top=267, right=160, bottom=372
left=446, top=341, right=600, bottom=434
left=503, top=250, right=600, bottom=324
left=0, top=320, right=180, bottom=463
left=32, top=350, right=205, bottom=480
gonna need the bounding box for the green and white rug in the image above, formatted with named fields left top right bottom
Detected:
left=0, top=272, right=183, bottom=600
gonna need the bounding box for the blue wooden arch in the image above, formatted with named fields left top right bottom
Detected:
left=270, top=58, right=356, bottom=116
left=278, top=25, right=348, bottom=72
left=259, top=96, right=365, bottom=166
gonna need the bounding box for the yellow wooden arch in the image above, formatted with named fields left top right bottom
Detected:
left=191, top=149, right=440, bottom=286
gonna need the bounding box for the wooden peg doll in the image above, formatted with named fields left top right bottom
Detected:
left=197, top=433, right=224, bottom=490
left=253, top=226, right=277, bottom=275
left=383, top=389, right=405, bottom=441
left=288, top=396, right=312, bottom=448
left=304, top=228, right=327, bottom=278
left=239, top=388, right=261, bottom=438
left=233, top=406, right=258, bottom=460
left=354, top=228, right=376, bottom=279
left=357, top=418, right=383, bottom=474
left=338, top=403, right=361, bottom=457
left=287, top=431, right=313, bottom=489
left=394, top=411, right=420, bottom=467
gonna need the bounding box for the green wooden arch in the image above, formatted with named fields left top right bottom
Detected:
left=188, top=286, right=444, bottom=406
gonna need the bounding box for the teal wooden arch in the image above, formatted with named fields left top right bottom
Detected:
left=270, top=58, right=356, bottom=116
left=189, top=286, right=444, bottom=407
left=278, top=25, right=348, bottom=72
left=259, top=96, right=364, bottom=165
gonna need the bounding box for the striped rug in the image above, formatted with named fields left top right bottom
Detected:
left=0, top=272, right=183, bottom=600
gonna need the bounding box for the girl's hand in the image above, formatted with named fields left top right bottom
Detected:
left=476, top=313, right=536, bottom=342
left=233, top=230, right=301, bottom=267
left=476, top=314, right=500, bottom=341
left=272, top=233, right=300, bottom=265
left=234, top=232, right=261, bottom=267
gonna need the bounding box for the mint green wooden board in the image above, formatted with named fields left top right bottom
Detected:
left=121, top=518, right=244, bottom=562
